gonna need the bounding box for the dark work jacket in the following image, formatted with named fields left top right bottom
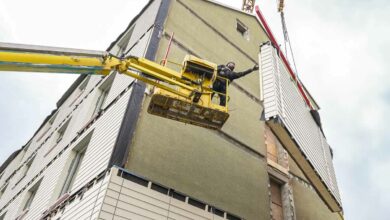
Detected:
left=213, top=65, right=254, bottom=93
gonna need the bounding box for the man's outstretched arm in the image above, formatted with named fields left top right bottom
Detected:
left=229, top=64, right=259, bottom=80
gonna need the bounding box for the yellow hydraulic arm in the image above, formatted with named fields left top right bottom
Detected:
left=0, top=42, right=229, bottom=129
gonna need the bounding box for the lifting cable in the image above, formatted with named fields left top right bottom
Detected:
left=279, top=8, right=299, bottom=78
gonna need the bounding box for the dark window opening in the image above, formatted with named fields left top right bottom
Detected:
left=208, top=206, right=224, bottom=217
left=227, top=213, right=241, bottom=220
left=151, top=183, right=169, bottom=195
left=121, top=172, right=149, bottom=187
left=188, top=198, right=206, bottom=210
left=236, top=19, right=249, bottom=40
left=169, top=191, right=186, bottom=202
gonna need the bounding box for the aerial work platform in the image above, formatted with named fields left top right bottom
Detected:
left=0, top=43, right=229, bottom=129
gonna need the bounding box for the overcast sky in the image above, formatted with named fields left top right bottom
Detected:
left=0, top=0, right=388, bottom=219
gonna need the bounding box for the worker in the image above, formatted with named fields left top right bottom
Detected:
left=212, top=61, right=259, bottom=106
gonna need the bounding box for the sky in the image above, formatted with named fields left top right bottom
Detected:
left=0, top=0, right=388, bottom=219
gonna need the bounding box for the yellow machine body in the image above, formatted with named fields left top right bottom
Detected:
left=148, top=55, right=229, bottom=130
left=0, top=43, right=229, bottom=129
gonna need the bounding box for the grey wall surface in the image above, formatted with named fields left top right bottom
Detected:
left=125, top=0, right=271, bottom=219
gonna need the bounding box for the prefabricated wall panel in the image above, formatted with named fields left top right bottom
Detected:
left=260, top=43, right=341, bottom=211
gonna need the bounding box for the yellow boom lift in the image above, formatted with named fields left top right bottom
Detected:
left=0, top=42, right=229, bottom=129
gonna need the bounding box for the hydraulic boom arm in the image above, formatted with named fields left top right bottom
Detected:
left=1, top=43, right=194, bottom=98
left=0, top=42, right=229, bottom=129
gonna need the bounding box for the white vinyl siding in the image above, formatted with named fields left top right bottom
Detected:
left=47, top=167, right=241, bottom=220
left=0, top=84, right=132, bottom=219
left=0, top=1, right=160, bottom=218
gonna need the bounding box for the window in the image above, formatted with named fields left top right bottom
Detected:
left=93, top=88, right=109, bottom=115
left=0, top=183, right=8, bottom=199
left=48, top=111, right=58, bottom=125
left=68, top=76, right=91, bottom=107
left=270, top=179, right=284, bottom=220
left=78, top=75, right=90, bottom=91
left=236, top=19, right=249, bottom=40
left=0, top=212, right=6, bottom=220
left=36, top=124, right=51, bottom=142
left=20, top=156, right=35, bottom=180
left=59, top=132, right=92, bottom=196
left=36, top=111, right=59, bottom=143
left=20, top=142, right=31, bottom=161
left=117, top=26, right=135, bottom=56
left=23, top=179, right=42, bottom=211
left=56, top=119, right=71, bottom=143
left=92, top=74, right=114, bottom=117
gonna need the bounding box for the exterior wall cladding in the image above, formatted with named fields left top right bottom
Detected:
left=0, top=1, right=343, bottom=220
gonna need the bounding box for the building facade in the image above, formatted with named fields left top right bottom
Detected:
left=0, top=1, right=342, bottom=220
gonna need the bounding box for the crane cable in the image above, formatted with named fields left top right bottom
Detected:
left=279, top=8, right=299, bottom=78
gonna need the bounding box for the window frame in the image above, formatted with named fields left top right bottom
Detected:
left=117, top=25, right=135, bottom=56
left=20, top=155, right=36, bottom=181
left=270, top=179, right=284, bottom=220
left=92, top=73, right=115, bottom=117
left=68, top=75, right=91, bottom=107
left=236, top=19, right=250, bottom=40
left=58, top=131, right=93, bottom=197
left=56, top=118, right=71, bottom=144
left=0, top=212, right=6, bottom=220
left=0, top=182, right=8, bottom=199
left=48, top=111, right=59, bottom=125
left=22, top=179, right=42, bottom=211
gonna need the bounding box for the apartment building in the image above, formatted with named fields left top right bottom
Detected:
left=0, top=0, right=343, bottom=219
